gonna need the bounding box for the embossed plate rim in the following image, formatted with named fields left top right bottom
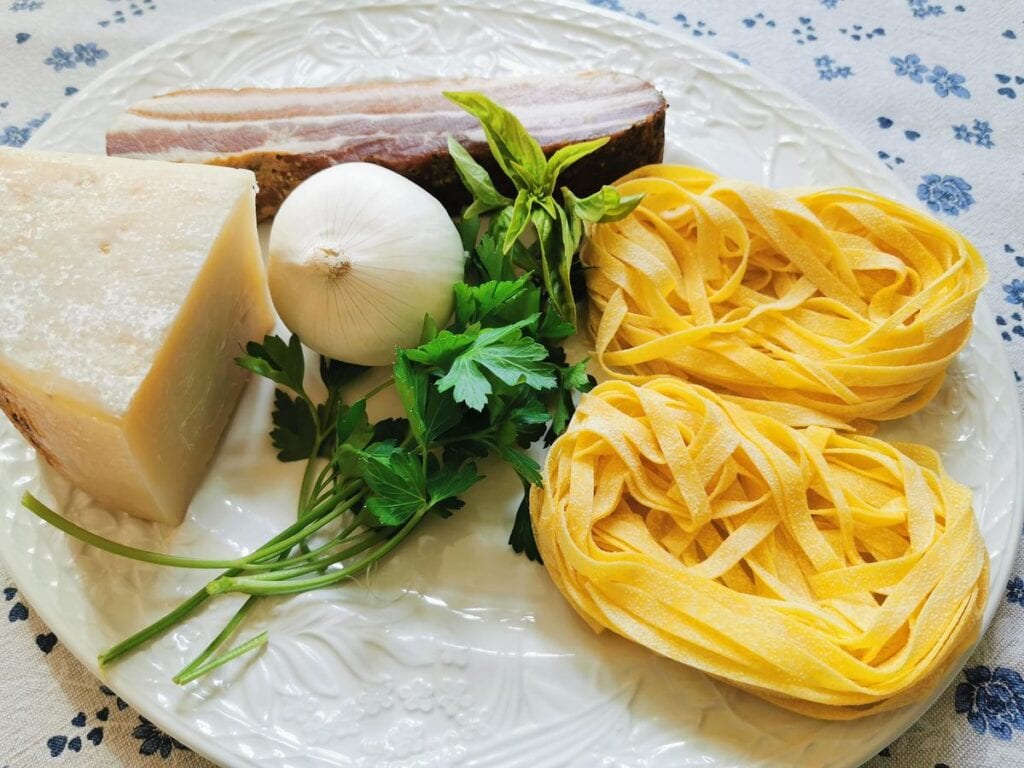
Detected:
left=4, top=0, right=1022, bottom=766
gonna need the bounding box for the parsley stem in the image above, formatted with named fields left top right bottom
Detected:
left=362, top=377, right=395, bottom=401
left=172, top=595, right=260, bottom=684
left=99, top=584, right=215, bottom=667
left=206, top=505, right=431, bottom=597
left=308, top=461, right=337, bottom=508
left=21, top=487, right=360, bottom=572
left=297, top=438, right=326, bottom=514
left=96, top=484, right=362, bottom=666
left=22, top=492, right=251, bottom=570
left=172, top=631, right=268, bottom=686
left=207, top=529, right=382, bottom=592
left=234, top=520, right=366, bottom=573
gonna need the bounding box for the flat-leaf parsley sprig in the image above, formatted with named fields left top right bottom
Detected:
left=21, top=92, right=642, bottom=682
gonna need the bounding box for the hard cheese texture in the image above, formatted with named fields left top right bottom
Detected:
left=0, top=148, right=274, bottom=524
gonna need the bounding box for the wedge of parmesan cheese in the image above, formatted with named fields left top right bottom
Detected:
left=0, top=148, right=274, bottom=524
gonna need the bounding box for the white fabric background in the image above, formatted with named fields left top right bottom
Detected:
left=1, top=1, right=1022, bottom=766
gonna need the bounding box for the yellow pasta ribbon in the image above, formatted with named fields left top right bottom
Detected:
left=583, top=166, right=987, bottom=421
left=531, top=378, right=988, bottom=719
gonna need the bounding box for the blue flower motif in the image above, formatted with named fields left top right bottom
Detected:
left=820, top=0, right=840, bottom=7
left=927, top=66, right=971, bottom=98
left=971, top=119, right=993, bottom=147
left=44, top=46, right=76, bottom=72
left=815, top=55, right=853, bottom=81
left=917, top=174, right=974, bottom=215
left=9, top=0, right=44, bottom=10
left=1007, top=576, right=1024, bottom=606
left=72, top=43, right=108, bottom=67
left=908, top=0, right=945, bottom=17
left=953, top=119, right=994, bottom=147
left=1004, top=280, right=1024, bottom=306
left=955, top=666, right=1024, bottom=740
left=132, top=717, right=189, bottom=758
left=0, top=113, right=49, bottom=148
left=891, top=54, right=927, bottom=83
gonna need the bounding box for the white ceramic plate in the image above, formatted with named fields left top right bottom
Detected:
left=2, top=1, right=1021, bottom=766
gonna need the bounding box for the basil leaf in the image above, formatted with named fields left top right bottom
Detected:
left=488, top=205, right=514, bottom=250
left=542, top=137, right=609, bottom=194
left=447, top=136, right=513, bottom=216
left=502, top=189, right=533, bottom=254
left=555, top=203, right=578, bottom=327
left=445, top=91, right=546, bottom=189
left=535, top=194, right=558, bottom=219
left=532, top=207, right=573, bottom=325
left=566, top=185, right=645, bottom=223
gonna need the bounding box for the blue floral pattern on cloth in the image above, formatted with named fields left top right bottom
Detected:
left=1007, top=577, right=1024, bottom=607
left=0, top=113, right=49, bottom=147
left=44, top=42, right=108, bottom=71
left=917, top=174, right=974, bottom=215
left=133, top=717, right=191, bottom=759
left=927, top=65, right=971, bottom=98
left=953, top=119, right=994, bottom=147
left=1, top=2, right=1023, bottom=767
left=908, top=0, right=945, bottom=19
left=955, top=667, right=1024, bottom=740
left=814, top=54, right=853, bottom=80
left=892, top=53, right=928, bottom=82
left=892, top=53, right=971, bottom=97
left=1003, top=280, right=1024, bottom=307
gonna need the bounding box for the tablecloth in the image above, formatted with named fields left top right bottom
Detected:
left=1, top=1, right=1022, bottom=766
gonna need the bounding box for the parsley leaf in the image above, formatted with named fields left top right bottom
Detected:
left=549, top=359, right=594, bottom=441
left=453, top=274, right=537, bottom=330
left=336, top=400, right=372, bottom=446
left=331, top=399, right=374, bottom=476
left=498, top=445, right=543, bottom=486
left=394, top=352, right=462, bottom=447
left=236, top=334, right=307, bottom=397
left=360, top=442, right=427, bottom=527
left=473, top=233, right=516, bottom=282
left=372, top=417, right=410, bottom=444
left=320, top=357, right=368, bottom=394
left=436, top=330, right=556, bottom=410
left=405, top=330, right=475, bottom=370
left=427, top=459, right=482, bottom=517
left=509, top=485, right=543, bottom=562
left=407, top=316, right=556, bottom=411
left=538, top=306, right=576, bottom=343
left=269, top=389, right=318, bottom=462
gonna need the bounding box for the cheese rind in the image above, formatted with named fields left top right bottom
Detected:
left=0, top=148, right=274, bottom=523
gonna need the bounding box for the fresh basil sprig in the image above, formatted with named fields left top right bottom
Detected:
left=445, top=91, right=643, bottom=325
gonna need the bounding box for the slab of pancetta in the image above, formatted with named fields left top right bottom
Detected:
left=106, top=72, right=667, bottom=219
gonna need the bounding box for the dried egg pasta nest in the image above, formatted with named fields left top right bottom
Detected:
left=531, top=378, right=988, bottom=719
left=583, top=166, right=987, bottom=421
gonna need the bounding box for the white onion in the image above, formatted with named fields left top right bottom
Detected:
left=267, top=162, right=465, bottom=366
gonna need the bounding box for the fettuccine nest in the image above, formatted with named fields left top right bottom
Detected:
left=531, top=378, right=988, bottom=719
left=583, top=166, right=987, bottom=422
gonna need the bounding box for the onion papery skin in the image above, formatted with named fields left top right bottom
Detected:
left=268, top=162, right=465, bottom=366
